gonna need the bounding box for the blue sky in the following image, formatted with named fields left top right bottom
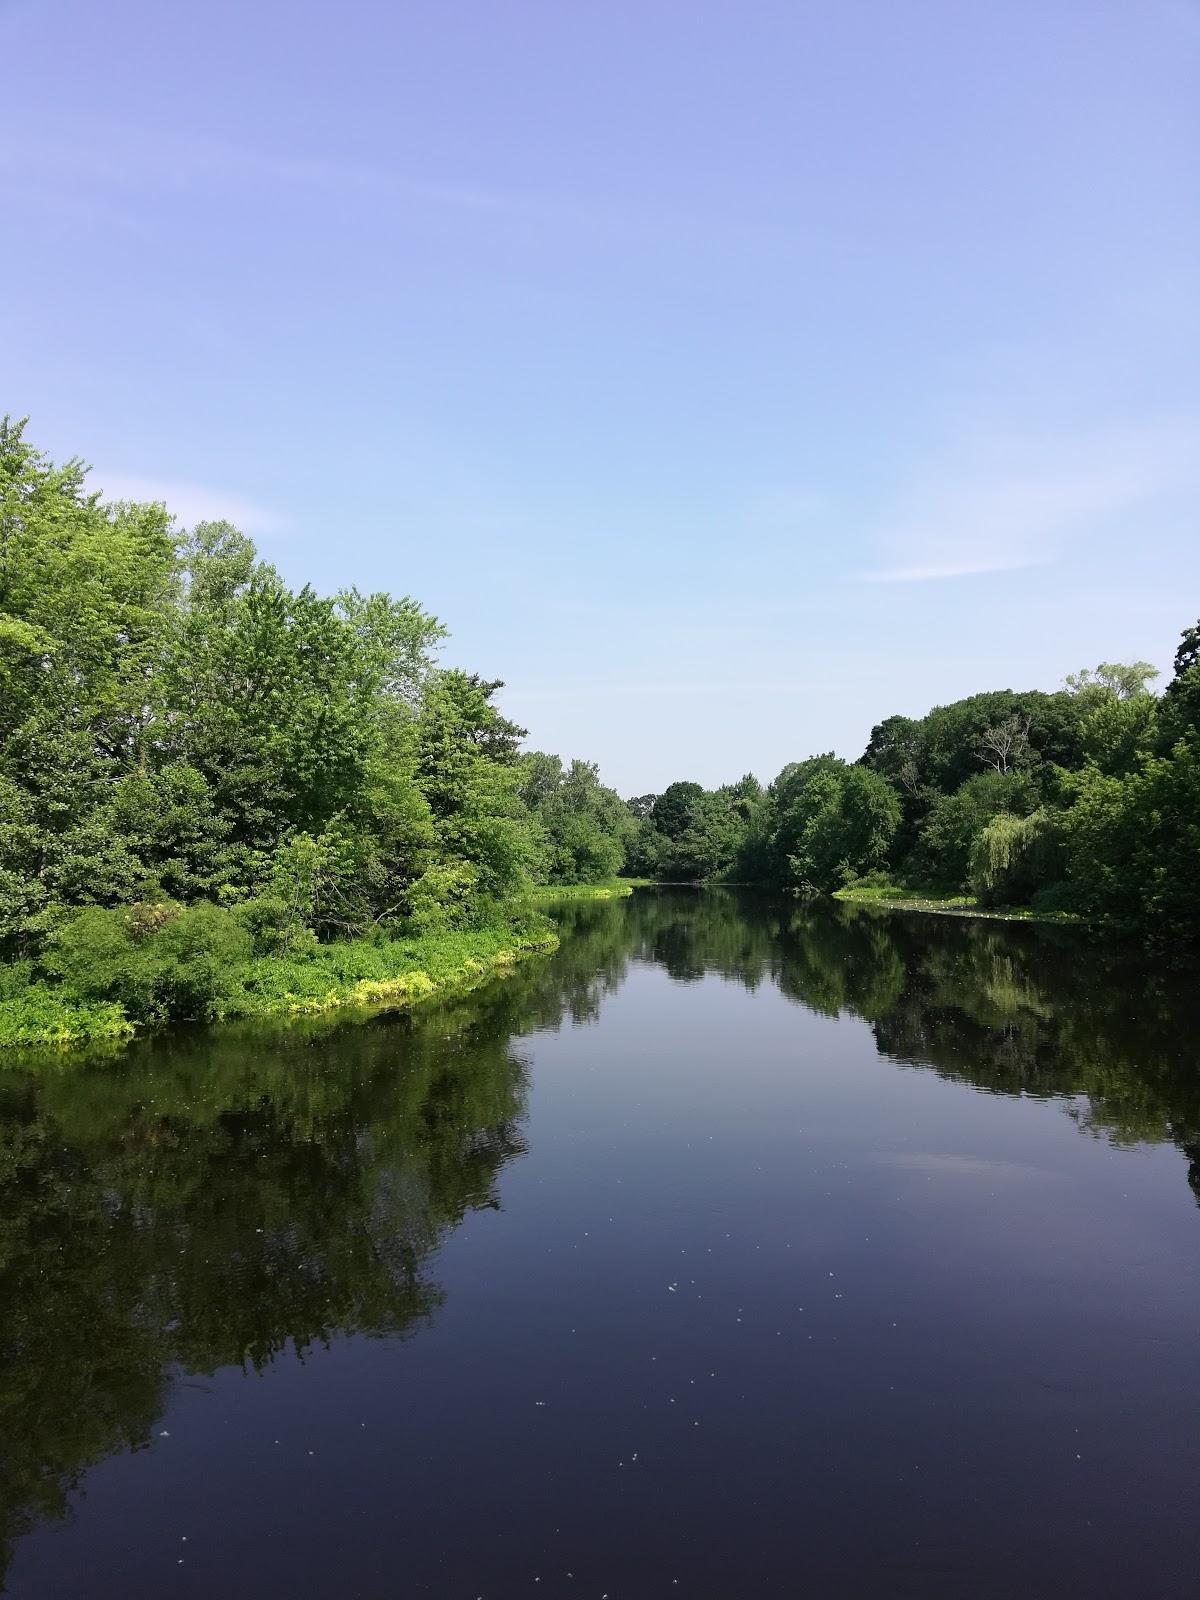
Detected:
left=2, top=0, right=1197, bottom=792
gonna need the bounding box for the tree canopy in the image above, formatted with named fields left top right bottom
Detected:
left=2, top=412, right=1197, bottom=1018
left=623, top=631, right=1200, bottom=934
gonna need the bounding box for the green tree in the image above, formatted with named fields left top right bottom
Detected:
left=651, top=781, right=705, bottom=842
left=969, top=810, right=1062, bottom=906
left=911, top=770, right=1038, bottom=888
left=518, top=754, right=633, bottom=884
left=1065, top=661, right=1160, bottom=701
left=413, top=671, right=534, bottom=919
left=768, top=757, right=901, bottom=892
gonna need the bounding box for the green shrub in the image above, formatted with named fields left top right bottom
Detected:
left=405, top=863, right=479, bottom=933
left=236, top=894, right=320, bottom=955
left=0, top=981, right=133, bottom=1046
left=44, top=901, right=252, bottom=1021
left=0, top=957, right=34, bottom=1000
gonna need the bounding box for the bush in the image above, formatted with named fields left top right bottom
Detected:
left=0, top=981, right=133, bottom=1046
left=405, top=863, right=479, bottom=933
left=44, top=901, right=252, bottom=1022
left=236, top=894, right=320, bottom=955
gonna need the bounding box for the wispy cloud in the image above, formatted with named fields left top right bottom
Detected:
left=2, top=123, right=813, bottom=257
left=0, top=128, right=607, bottom=234
left=94, top=473, right=285, bottom=535
left=861, top=417, right=1200, bottom=583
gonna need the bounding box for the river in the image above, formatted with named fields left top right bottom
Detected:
left=3, top=888, right=1199, bottom=1597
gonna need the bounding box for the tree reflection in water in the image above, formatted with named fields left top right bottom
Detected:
left=2, top=888, right=1198, bottom=1580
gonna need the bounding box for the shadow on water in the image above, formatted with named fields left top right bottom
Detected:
left=1, top=887, right=1199, bottom=1583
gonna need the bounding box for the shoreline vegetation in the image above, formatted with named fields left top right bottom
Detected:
left=1, top=417, right=1197, bottom=1055
left=530, top=879, right=641, bottom=902
left=831, top=883, right=1095, bottom=927
left=621, top=655, right=1198, bottom=938
left=1, top=920, right=559, bottom=1049
left=0, top=418, right=655, bottom=1056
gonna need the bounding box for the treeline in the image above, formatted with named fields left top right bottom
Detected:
left=3, top=413, right=1198, bottom=1037
left=626, top=640, right=1200, bottom=931
left=0, top=419, right=631, bottom=1033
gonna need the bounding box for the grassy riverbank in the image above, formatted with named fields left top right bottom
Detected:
left=833, top=882, right=1092, bottom=926
left=0, top=922, right=559, bottom=1050
left=530, top=879, right=648, bottom=903
left=0, top=884, right=656, bottom=1052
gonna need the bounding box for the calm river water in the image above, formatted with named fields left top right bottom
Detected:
left=3, top=889, right=1200, bottom=1597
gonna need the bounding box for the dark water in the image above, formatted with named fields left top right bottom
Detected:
left=3, top=890, right=1200, bottom=1599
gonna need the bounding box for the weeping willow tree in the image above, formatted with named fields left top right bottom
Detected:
left=969, top=811, right=1062, bottom=907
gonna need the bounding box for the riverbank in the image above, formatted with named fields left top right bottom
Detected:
left=530, top=879, right=647, bottom=903
left=0, top=922, right=559, bottom=1050
left=833, top=883, right=1092, bottom=926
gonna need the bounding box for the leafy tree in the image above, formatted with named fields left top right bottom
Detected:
left=1077, top=691, right=1159, bottom=777
left=969, top=810, right=1062, bottom=906
left=1065, top=661, right=1160, bottom=701
left=518, top=754, right=633, bottom=884
left=1059, top=740, right=1200, bottom=927
left=910, top=770, right=1038, bottom=889
left=651, top=781, right=705, bottom=843
left=768, top=757, right=900, bottom=892
left=1159, top=619, right=1200, bottom=753
left=413, top=670, right=534, bottom=917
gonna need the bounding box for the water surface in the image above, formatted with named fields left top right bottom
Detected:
left=3, top=890, right=1200, bottom=1597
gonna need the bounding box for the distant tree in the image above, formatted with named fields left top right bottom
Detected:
left=969, top=811, right=1062, bottom=907
left=1172, top=620, right=1200, bottom=680
left=651, top=782, right=705, bottom=841
left=768, top=757, right=900, bottom=892
left=1159, top=619, right=1200, bottom=751
left=1078, top=693, right=1158, bottom=777
left=860, top=715, right=923, bottom=788
left=910, top=770, right=1038, bottom=889
left=1065, top=661, right=1160, bottom=701
left=518, top=753, right=632, bottom=884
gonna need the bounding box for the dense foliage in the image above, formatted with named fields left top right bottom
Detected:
left=2, top=413, right=1197, bottom=1044
left=0, top=419, right=630, bottom=1035
left=627, top=641, right=1199, bottom=933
